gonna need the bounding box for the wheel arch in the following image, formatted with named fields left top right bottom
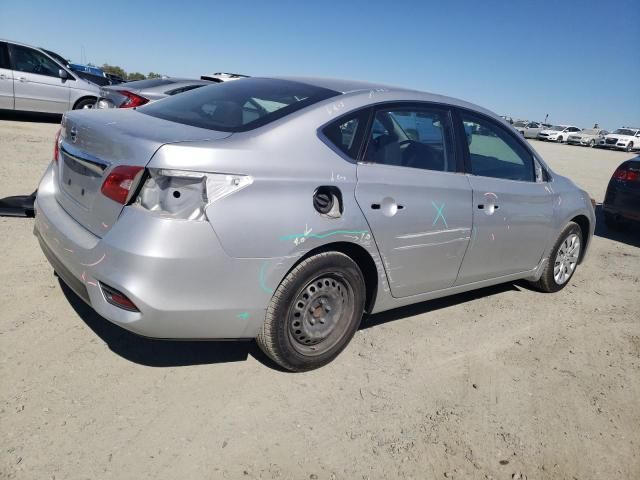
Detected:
left=72, top=96, right=97, bottom=110
left=569, top=214, right=591, bottom=263
left=284, top=241, right=379, bottom=313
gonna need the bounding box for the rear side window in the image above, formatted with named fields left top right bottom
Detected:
left=461, top=112, right=535, bottom=182
left=363, top=106, right=455, bottom=172
left=322, top=109, right=370, bottom=160
left=141, top=78, right=339, bottom=132
left=0, top=42, right=9, bottom=69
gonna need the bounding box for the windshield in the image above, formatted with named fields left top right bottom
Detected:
left=141, top=78, right=340, bottom=132
left=513, top=121, right=527, bottom=127
left=613, top=129, right=635, bottom=136
left=580, top=129, right=599, bottom=135
left=42, top=49, right=68, bottom=67
left=549, top=126, right=565, bottom=131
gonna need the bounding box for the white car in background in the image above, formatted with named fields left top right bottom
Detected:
left=600, top=128, right=640, bottom=152
left=567, top=128, right=609, bottom=147
left=537, top=125, right=581, bottom=143
left=200, top=72, right=249, bottom=83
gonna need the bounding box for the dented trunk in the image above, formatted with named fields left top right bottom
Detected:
left=54, top=109, right=231, bottom=237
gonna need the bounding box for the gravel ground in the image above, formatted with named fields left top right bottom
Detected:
left=1, top=114, right=639, bottom=480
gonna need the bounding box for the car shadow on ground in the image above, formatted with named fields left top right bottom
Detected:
left=60, top=278, right=523, bottom=370
left=593, top=204, right=640, bottom=248
left=0, top=110, right=62, bottom=123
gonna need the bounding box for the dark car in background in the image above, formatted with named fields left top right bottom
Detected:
left=95, top=77, right=215, bottom=109
left=603, top=158, right=640, bottom=228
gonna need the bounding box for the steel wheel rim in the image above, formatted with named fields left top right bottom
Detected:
left=554, top=233, right=580, bottom=285
left=287, top=273, right=355, bottom=356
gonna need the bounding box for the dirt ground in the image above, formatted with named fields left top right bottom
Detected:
left=1, top=113, right=639, bottom=480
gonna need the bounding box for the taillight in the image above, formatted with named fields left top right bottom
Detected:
left=101, top=166, right=145, bottom=204
left=613, top=167, right=639, bottom=182
left=53, top=128, right=61, bottom=163
left=118, top=90, right=149, bottom=108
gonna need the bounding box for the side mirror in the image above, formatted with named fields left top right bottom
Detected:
left=59, top=69, right=68, bottom=79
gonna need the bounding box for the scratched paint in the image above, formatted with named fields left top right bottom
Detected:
left=259, top=260, right=274, bottom=294
left=431, top=201, right=448, bottom=228
left=280, top=229, right=368, bottom=242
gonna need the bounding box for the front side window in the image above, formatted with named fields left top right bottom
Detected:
left=0, top=42, right=10, bottom=70
left=363, top=106, right=454, bottom=172
left=461, top=112, right=535, bottom=182
left=9, top=44, right=61, bottom=77
left=141, top=78, right=339, bottom=132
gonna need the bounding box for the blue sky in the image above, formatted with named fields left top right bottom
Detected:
left=1, top=0, right=638, bottom=129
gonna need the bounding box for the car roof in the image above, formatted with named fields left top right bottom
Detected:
left=266, top=76, right=502, bottom=119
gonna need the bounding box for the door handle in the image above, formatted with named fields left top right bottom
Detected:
left=0, top=74, right=6, bottom=80
left=18, top=76, right=27, bottom=82
left=477, top=204, right=499, bottom=209
left=371, top=203, right=404, bottom=210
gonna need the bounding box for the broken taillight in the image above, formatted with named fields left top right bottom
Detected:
left=100, top=166, right=145, bottom=204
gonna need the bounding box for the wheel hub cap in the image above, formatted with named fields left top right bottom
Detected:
left=554, top=233, right=580, bottom=285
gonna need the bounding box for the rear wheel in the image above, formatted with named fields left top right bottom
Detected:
left=256, top=252, right=365, bottom=372
left=73, top=98, right=96, bottom=110
left=529, top=222, right=582, bottom=293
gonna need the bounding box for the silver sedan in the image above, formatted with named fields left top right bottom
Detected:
left=34, top=77, right=595, bottom=371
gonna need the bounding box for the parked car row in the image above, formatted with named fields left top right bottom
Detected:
left=512, top=118, right=640, bottom=152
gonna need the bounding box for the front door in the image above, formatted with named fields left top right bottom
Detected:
left=0, top=42, right=14, bottom=109
left=355, top=104, right=473, bottom=298
left=8, top=43, right=70, bottom=113
left=455, top=110, right=556, bottom=285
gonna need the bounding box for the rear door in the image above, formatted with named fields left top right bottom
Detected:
left=0, top=42, right=14, bottom=109
left=8, top=44, right=70, bottom=113
left=454, top=109, right=555, bottom=285
left=355, top=103, right=473, bottom=297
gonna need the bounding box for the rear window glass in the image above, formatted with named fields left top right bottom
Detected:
left=140, top=78, right=339, bottom=132
left=126, top=78, right=176, bottom=89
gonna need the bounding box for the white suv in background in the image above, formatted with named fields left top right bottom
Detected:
left=0, top=39, right=100, bottom=113
left=537, top=125, right=581, bottom=143
left=600, top=128, right=640, bottom=152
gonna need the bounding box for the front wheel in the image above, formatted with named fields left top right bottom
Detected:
left=557, top=136, right=564, bottom=143
left=626, top=142, right=634, bottom=152
left=589, top=139, right=596, bottom=148
left=529, top=222, right=583, bottom=293
left=256, top=252, right=366, bottom=372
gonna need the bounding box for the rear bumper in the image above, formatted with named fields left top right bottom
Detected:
left=603, top=183, right=640, bottom=222
left=34, top=164, right=272, bottom=339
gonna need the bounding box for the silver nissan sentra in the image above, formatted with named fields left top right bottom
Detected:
left=34, top=77, right=595, bottom=371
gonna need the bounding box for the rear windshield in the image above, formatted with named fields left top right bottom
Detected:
left=126, top=78, right=176, bottom=89
left=140, top=77, right=340, bottom=132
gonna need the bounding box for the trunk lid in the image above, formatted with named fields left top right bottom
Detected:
left=55, top=109, right=231, bottom=237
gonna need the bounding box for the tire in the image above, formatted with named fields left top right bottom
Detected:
left=73, top=98, right=96, bottom=110
left=589, top=139, right=596, bottom=148
left=256, top=251, right=366, bottom=372
left=529, top=222, right=583, bottom=293
left=557, top=136, right=564, bottom=143
left=626, top=142, right=634, bottom=153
